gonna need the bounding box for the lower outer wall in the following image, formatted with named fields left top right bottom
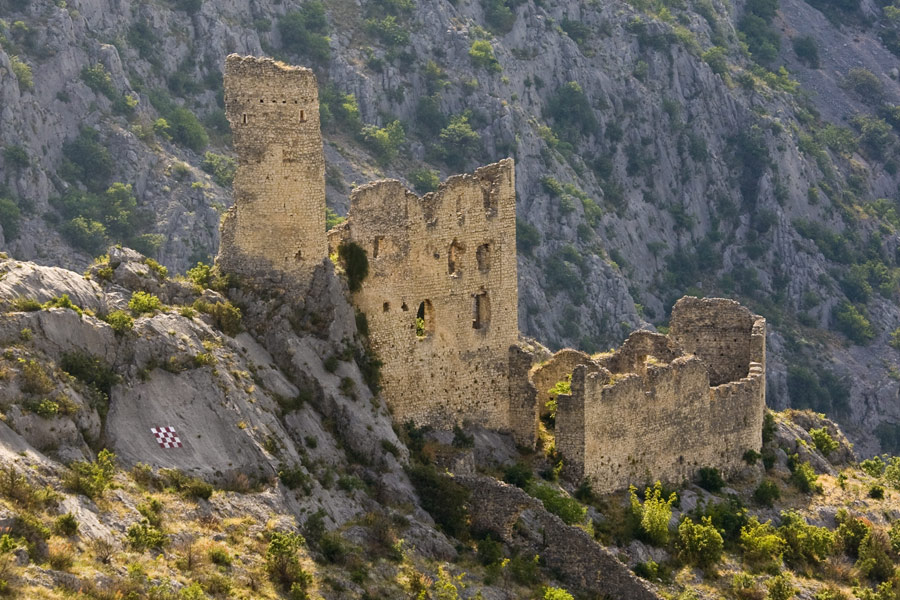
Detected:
left=569, top=357, right=764, bottom=493
left=459, top=475, right=661, bottom=599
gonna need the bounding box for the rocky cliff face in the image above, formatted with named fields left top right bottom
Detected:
left=2, top=0, right=900, bottom=452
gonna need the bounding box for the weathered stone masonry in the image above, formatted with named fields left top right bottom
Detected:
left=216, top=56, right=767, bottom=494
left=327, top=161, right=520, bottom=437
left=217, top=55, right=326, bottom=287
left=546, top=298, right=766, bottom=493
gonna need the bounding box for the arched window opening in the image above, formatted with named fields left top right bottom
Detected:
left=448, top=240, right=464, bottom=277
left=416, top=300, right=433, bottom=338
left=473, top=292, right=490, bottom=330
left=476, top=243, right=491, bottom=273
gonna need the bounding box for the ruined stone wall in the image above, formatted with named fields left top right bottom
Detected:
left=669, top=297, right=761, bottom=386
left=217, top=55, right=326, bottom=286
left=530, top=349, right=599, bottom=416
left=459, top=475, right=661, bottom=599
left=508, top=345, right=540, bottom=448
left=340, top=160, right=518, bottom=431
left=553, top=300, right=766, bottom=493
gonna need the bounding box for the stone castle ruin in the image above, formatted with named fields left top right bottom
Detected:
left=216, top=55, right=766, bottom=493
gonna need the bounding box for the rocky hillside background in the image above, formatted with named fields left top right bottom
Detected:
left=3, top=0, right=900, bottom=452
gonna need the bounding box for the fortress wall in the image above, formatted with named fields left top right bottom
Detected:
left=708, top=363, right=766, bottom=470
left=342, top=159, right=518, bottom=430
left=669, top=297, right=757, bottom=386
left=530, top=349, right=599, bottom=417
left=508, top=345, right=540, bottom=448
left=595, top=330, right=683, bottom=375
left=217, top=55, right=326, bottom=285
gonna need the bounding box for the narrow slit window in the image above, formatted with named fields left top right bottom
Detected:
left=476, top=243, right=491, bottom=273
left=242, top=113, right=247, bottom=124
left=473, top=292, right=490, bottom=330
left=373, top=236, right=383, bottom=258
left=299, top=109, right=306, bottom=122
left=448, top=240, right=464, bottom=277
left=383, top=302, right=390, bottom=312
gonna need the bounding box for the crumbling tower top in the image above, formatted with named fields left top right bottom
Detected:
left=216, top=54, right=326, bottom=286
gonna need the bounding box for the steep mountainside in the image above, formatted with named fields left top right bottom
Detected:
left=4, top=253, right=900, bottom=600
left=3, top=0, right=900, bottom=451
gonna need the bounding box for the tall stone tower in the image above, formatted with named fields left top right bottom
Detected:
left=217, top=54, right=326, bottom=286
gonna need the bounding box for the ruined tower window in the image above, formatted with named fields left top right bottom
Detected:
left=476, top=243, right=491, bottom=273
left=473, top=292, right=490, bottom=330
left=401, top=302, right=409, bottom=312
left=242, top=114, right=248, bottom=124
left=482, top=186, right=498, bottom=218
left=383, top=302, right=390, bottom=312
left=448, top=240, right=464, bottom=277
left=260, top=99, right=264, bottom=103
left=295, top=250, right=302, bottom=262
left=299, top=109, right=307, bottom=122
left=373, top=236, right=383, bottom=258
left=416, top=301, right=433, bottom=338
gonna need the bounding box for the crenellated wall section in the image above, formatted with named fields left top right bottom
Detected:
left=550, top=298, right=766, bottom=493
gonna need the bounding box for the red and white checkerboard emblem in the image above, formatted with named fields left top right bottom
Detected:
left=151, top=427, right=182, bottom=449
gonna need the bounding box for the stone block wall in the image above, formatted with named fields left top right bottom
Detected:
left=217, top=55, right=326, bottom=286
left=335, top=160, right=519, bottom=431
left=552, top=298, right=766, bottom=493
left=669, top=296, right=761, bottom=386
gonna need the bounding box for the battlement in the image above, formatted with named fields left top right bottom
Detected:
left=546, top=298, right=766, bottom=493
left=217, top=54, right=326, bottom=287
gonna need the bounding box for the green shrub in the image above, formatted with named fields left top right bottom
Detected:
left=482, top=0, right=518, bottom=33
left=81, top=64, right=116, bottom=99
left=788, top=457, right=822, bottom=494
left=0, top=196, right=21, bottom=241
left=265, top=531, right=308, bottom=589
left=844, top=68, right=884, bottom=100
left=200, top=152, right=236, bottom=187
left=60, top=351, right=118, bottom=399
left=365, top=15, right=409, bottom=47
left=129, top=291, right=162, bottom=315
left=787, top=366, right=850, bottom=416
left=337, top=242, right=369, bottom=292
left=360, top=121, right=405, bottom=165
left=810, top=428, right=839, bottom=456
left=778, top=510, right=835, bottom=567
left=753, top=480, right=780, bottom=507
left=697, top=467, right=725, bottom=492
left=857, top=528, right=894, bottom=582
left=168, top=108, right=208, bottom=152
left=740, top=517, right=785, bottom=571
left=103, top=310, right=134, bottom=335
left=477, top=535, right=503, bottom=565
left=469, top=40, right=501, bottom=71
left=193, top=299, right=242, bottom=336
left=516, top=219, right=541, bottom=255
left=767, top=573, right=795, bottom=600
left=126, top=519, right=167, bottom=550
left=861, top=456, right=886, bottom=477
left=852, top=114, right=893, bottom=160
left=209, top=545, right=232, bottom=566
left=527, top=483, right=586, bottom=525
left=545, top=81, right=598, bottom=141
left=836, top=509, right=870, bottom=558
left=406, top=462, right=469, bottom=539
left=629, top=481, right=676, bottom=546
left=3, top=145, right=28, bottom=169
left=61, top=127, right=113, bottom=192
left=438, top=114, right=481, bottom=170
left=833, top=301, right=874, bottom=344
left=278, top=2, right=331, bottom=63
left=543, top=587, right=574, bottom=600
left=869, top=484, right=885, bottom=499
left=676, top=516, right=724, bottom=568
left=793, top=35, right=820, bottom=68
left=408, top=168, right=440, bottom=194
left=65, top=449, right=116, bottom=499
left=21, top=359, right=54, bottom=394
left=186, top=262, right=231, bottom=291
left=508, top=553, right=540, bottom=585
left=325, top=207, right=345, bottom=230
left=503, top=462, right=533, bottom=488
left=702, top=46, right=729, bottom=75
left=10, top=55, right=33, bottom=90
